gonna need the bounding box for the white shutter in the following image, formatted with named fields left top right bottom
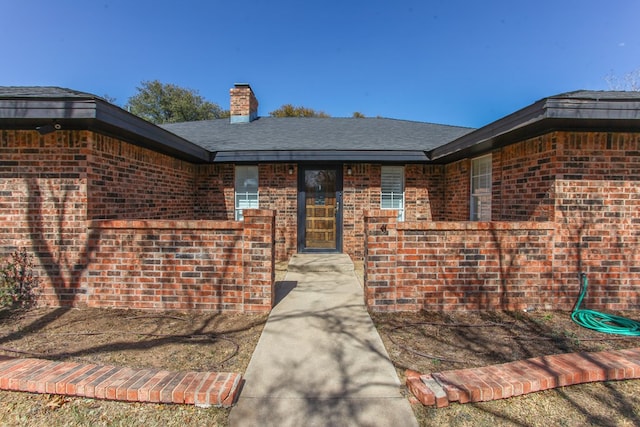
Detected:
left=381, top=166, right=404, bottom=220
left=470, top=155, right=491, bottom=221
left=235, top=166, right=259, bottom=220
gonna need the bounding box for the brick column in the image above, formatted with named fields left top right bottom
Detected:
left=241, top=209, right=276, bottom=312
left=364, top=210, right=398, bottom=311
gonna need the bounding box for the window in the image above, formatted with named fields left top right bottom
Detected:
left=381, top=166, right=404, bottom=221
left=235, top=165, right=259, bottom=220
left=470, top=155, right=491, bottom=221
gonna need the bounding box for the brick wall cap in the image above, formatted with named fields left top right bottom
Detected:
left=397, top=221, right=556, bottom=231
left=242, top=209, right=276, bottom=218
left=88, top=220, right=243, bottom=230
left=364, top=210, right=400, bottom=218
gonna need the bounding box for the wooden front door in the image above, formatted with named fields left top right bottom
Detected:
left=298, top=166, right=342, bottom=252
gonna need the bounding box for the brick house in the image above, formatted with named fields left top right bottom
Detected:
left=1, top=85, right=640, bottom=312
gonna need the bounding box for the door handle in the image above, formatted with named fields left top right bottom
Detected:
left=335, top=201, right=340, bottom=216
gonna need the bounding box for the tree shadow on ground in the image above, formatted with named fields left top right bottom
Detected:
left=373, top=309, right=640, bottom=426
left=0, top=307, right=268, bottom=372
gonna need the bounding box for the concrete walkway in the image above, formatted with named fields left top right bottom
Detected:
left=229, top=254, right=418, bottom=427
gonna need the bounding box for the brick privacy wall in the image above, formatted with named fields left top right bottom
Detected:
left=86, top=210, right=275, bottom=312
left=364, top=211, right=555, bottom=311
left=0, top=130, right=91, bottom=305
left=88, top=133, right=196, bottom=220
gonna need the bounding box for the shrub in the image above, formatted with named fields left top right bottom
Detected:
left=0, top=248, right=40, bottom=309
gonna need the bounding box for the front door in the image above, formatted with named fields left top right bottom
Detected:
left=298, top=166, right=343, bottom=252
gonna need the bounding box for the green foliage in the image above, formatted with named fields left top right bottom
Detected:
left=352, top=111, right=366, bottom=118
left=0, top=248, right=40, bottom=309
left=269, top=104, right=330, bottom=118
left=126, top=80, right=229, bottom=124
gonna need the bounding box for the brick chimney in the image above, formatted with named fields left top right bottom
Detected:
left=230, top=83, right=258, bottom=124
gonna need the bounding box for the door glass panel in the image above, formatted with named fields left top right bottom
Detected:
left=304, top=169, right=337, bottom=249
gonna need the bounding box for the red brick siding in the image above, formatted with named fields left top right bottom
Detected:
left=259, top=164, right=298, bottom=261
left=553, top=131, right=640, bottom=310
left=404, top=164, right=434, bottom=221
left=443, top=159, right=470, bottom=220
left=1, top=130, right=90, bottom=306
left=86, top=210, right=275, bottom=312
left=343, top=164, right=379, bottom=260
left=496, top=134, right=557, bottom=221
left=422, top=165, right=445, bottom=221
left=194, top=164, right=234, bottom=220
left=88, top=133, right=196, bottom=220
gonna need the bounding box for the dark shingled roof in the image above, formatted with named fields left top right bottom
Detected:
left=0, top=86, right=97, bottom=98
left=2, top=87, right=640, bottom=164
left=551, top=90, right=640, bottom=100
left=161, top=117, right=474, bottom=152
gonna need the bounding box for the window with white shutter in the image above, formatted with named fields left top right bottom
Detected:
left=470, top=155, right=491, bottom=221
left=235, top=165, right=259, bottom=220
left=381, top=166, right=404, bottom=221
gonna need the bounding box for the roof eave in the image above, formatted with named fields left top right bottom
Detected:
left=212, top=150, right=429, bottom=163
left=0, top=97, right=211, bottom=163
left=429, top=96, right=640, bottom=163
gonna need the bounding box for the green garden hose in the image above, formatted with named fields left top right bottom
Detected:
left=571, top=273, right=640, bottom=336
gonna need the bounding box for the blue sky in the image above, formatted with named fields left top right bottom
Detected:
left=2, top=0, right=639, bottom=128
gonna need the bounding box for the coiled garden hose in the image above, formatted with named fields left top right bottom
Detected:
left=571, top=273, right=640, bottom=336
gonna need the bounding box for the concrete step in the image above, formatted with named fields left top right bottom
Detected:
left=286, top=253, right=354, bottom=273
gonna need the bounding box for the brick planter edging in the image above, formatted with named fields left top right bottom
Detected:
left=0, top=356, right=242, bottom=407
left=406, top=347, right=640, bottom=407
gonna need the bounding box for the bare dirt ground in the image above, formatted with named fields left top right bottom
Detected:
left=371, top=310, right=640, bottom=427
left=0, top=261, right=638, bottom=426
left=0, top=307, right=268, bottom=426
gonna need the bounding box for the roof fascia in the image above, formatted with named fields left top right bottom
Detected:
left=428, top=99, right=547, bottom=161
left=93, top=100, right=210, bottom=162
left=212, top=150, right=429, bottom=163
left=0, top=97, right=211, bottom=163
left=429, top=96, right=640, bottom=163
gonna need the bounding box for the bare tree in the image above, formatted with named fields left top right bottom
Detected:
left=605, top=68, right=640, bottom=91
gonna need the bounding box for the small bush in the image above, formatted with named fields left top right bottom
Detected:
left=0, top=248, right=40, bottom=309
